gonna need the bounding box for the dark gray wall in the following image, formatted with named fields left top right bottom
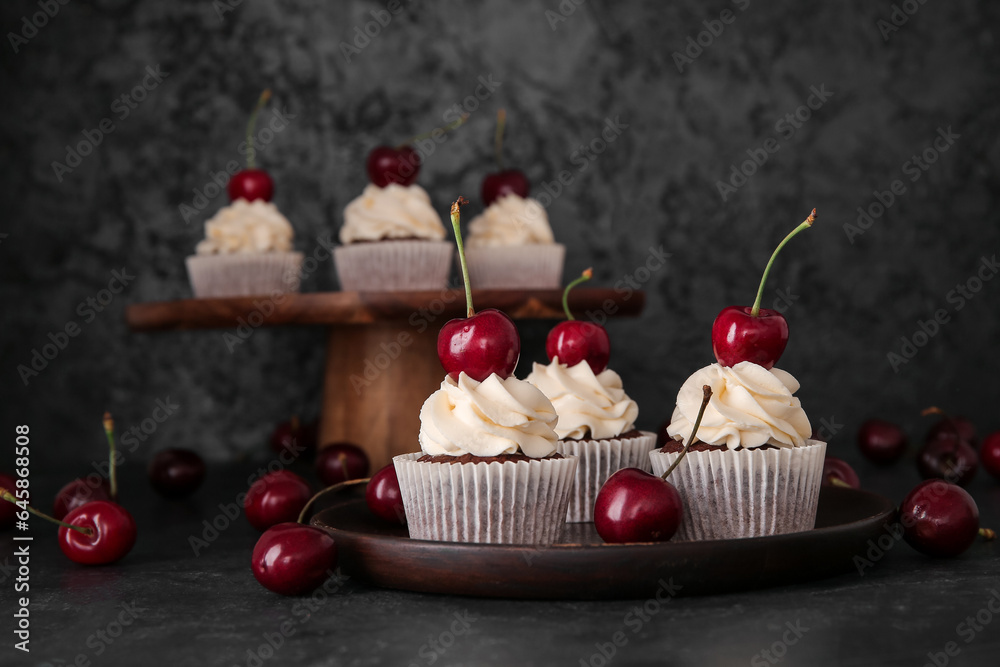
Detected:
left=2, top=0, right=999, bottom=463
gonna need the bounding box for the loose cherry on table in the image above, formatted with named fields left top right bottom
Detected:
left=148, top=448, right=206, bottom=499
left=545, top=268, right=611, bottom=373
left=54, top=477, right=113, bottom=520
left=252, top=523, right=339, bottom=596
left=822, top=457, right=860, bottom=489
left=228, top=90, right=275, bottom=202
left=366, top=464, right=405, bottom=524
left=594, top=385, right=713, bottom=544
left=900, top=479, right=994, bottom=558
left=269, top=416, right=317, bottom=458
left=711, top=209, right=816, bottom=369
left=856, top=418, right=908, bottom=465
left=0, top=473, right=17, bottom=529
left=316, top=443, right=370, bottom=487
left=437, top=198, right=521, bottom=382
left=916, top=407, right=978, bottom=487
left=244, top=471, right=313, bottom=532
left=981, top=431, right=1000, bottom=481
left=926, top=416, right=978, bottom=447
left=481, top=109, right=531, bottom=206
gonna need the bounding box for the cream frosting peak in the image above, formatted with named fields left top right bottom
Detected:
left=526, top=359, right=638, bottom=440
left=666, top=362, right=811, bottom=449
left=418, top=373, right=559, bottom=458
left=340, top=184, right=446, bottom=243
left=466, top=194, right=554, bottom=247
left=196, top=199, right=294, bottom=255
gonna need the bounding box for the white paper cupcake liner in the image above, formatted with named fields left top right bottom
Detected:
left=334, top=241, right=453, bottom=291
left=648, top=439, right=826, bottom=541
left=556, top=431, right=657, bottom=523
left=393, top=452, right=579, bottom=545
left=464, top=244, right=565, bottom=289
left=186, top=252, right=303, bottom=298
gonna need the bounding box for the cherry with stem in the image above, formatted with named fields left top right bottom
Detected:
left=367, top=114, right=469, bottom=188
left=228, top=90, right=275, bottom=202
left=481, top=109, right=530, bottom=206
left=918, top=406, right=978, bottom=486
left=545, top=268, right=611, bottom=373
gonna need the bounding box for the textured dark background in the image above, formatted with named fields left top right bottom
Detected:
left=2, top=0, right=999, bottom=465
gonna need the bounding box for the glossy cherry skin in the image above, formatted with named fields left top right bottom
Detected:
left=0, top=472, right=17, bottom=529
left=148, top=449, right=206, bottom=499
left=916, top=434, right=978, bottom=487
left=244, top=471, right=313, bottom=532
left=228, top=168, right=274, bottom=202
left=53, top=477, right=113, bottom=520
left=366, top=464, right=405, bottom=524
left=366, top=145, right=421, bottom=187
left=545, top=321, right=611, bottom=374
left=251, top=523, right=338, bottom=595
left=900, top=479, right=980, bottom=557
left=269, top=418, right=317, bottom=458
left=437, top=308, right=520, bottom=382
left=594, top=468, right=682, bottom=543
left=856, top=419, right=908, bottom=465
left=822, top=457, right=860, bottom=489
left=58, top=501, right=137, bottom=565
left=711, top=306, right=788, bottom=370
left=316, top=443, right=370, bottom=487
left=981, top=432, right=1000, bottom=481
left=926, top=417, right=978, bottom=447
left=481, top=169, right=530, bottom=206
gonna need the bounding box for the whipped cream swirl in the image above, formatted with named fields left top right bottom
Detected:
left=526, top=359, right=638, bottom=440
left=340, top=184, right=446, bottom=243
left=419, top=373, right=559, bottom=458
left=666, top=362, right=812, bottom=449
left=466, top=194, right=555, bottom=247
left=196, top=199, right=294, bottom=255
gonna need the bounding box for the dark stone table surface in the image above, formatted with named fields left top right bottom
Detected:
left=3, top=461, right=998, bottom=667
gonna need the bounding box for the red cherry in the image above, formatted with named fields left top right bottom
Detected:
left=365, top=464, right=405, bottom=524
left=926, top=417, right=978, bottom=447
left=58, top=501, right=137, bottom=565
left=316, top=443, right=370, bottom=487
left=481, top=169, right=530, bottom=206
left=822, top=457, right=860, bottom=489
left=244, top=471, right=312, bottom=532
left=269, top=417, right=316, bottom=458
left=711, top=305, right=788, bottom=369
left=437, top=308, right=520, bottom=382
left=0, top=473, right=17, bottom=529
left=594, top=468, right=682, bottom=543
left=900, top=480, right=981, bottom=557
left=856, top=419, right=908, bottom=465
left=228, top=169, right=274, bottom=202
left=251, top=523, right=338, bottom=596
left=546, top=321, right=610, bottom=373
left=366, top=145, right=421, bottom=187
left=53, top=477, right=113, bottom=520
left=916, top=434, right=978, bottom=487
left=981, top=432, right=1000, bottom=480
left=148, top=449, right=205, bottom=499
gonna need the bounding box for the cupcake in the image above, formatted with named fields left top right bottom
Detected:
left=649, top=361, right=826, bottom=541
left=334, top=183, right=453, bottom=291
left=527, top=358, right=655, bottom=522
left=186, top=198, right=303, bottom=298
left=464, top=194, right=565, bottom=288
left=393, top=372, right=578, bottom=545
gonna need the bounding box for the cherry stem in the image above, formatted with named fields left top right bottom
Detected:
left=750, top=208, right=816, bottom=317
left=0, top=488, right=94, bottom=537
left=103, top=411, right=117, bottom=500
left=828, top=476, right=852, bottom=488
left=450, top=197, right=474, bottom=317
left=245, top=89, right=272, bottom=170
left=494, top=108, right=507, bottom=171
left=402, top=113, right=470, bottom=147
left=561, top=268, right=593, bottom=321
left=337, top=453, right=349, bottom=480
left=980, top=527, right=996, bottom=540
left=661, top=385, right=713, bottom=481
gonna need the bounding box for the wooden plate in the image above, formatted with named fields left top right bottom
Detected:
left=308, top=482, right=897, bottom=600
